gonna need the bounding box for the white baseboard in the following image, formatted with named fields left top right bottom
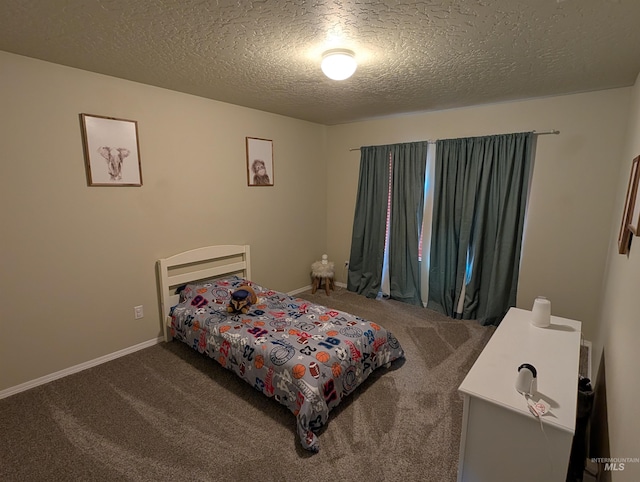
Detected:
left=3, top=283, right=353, bottom=400
left=288, top=284, right=312, bottom=296
left=288, top=281, right=347, bottom=296
left=0, top=336, right=163, bottom=400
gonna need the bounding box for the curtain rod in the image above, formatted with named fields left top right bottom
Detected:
left=348, top=129, right=560, bottom=151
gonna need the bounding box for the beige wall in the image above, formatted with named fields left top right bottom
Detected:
left=0, top=51, right=327, bottom=391
left=325, top=90, right=631, bottom=344
left=595, top=72, right=640, bottom=481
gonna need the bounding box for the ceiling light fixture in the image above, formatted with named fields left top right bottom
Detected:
left=321, top=49, right=357, bottom=81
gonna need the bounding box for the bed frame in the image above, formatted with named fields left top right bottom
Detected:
left=157, top=245, right=251, bottom=342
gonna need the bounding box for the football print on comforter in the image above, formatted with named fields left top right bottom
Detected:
left=169, top=276, right=404, bottom=452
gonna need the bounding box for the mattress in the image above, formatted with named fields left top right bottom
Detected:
left=169, top=276, right=405, bottom=452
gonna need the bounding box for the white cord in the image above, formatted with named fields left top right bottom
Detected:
left=524, top=394, right=555, bottom=477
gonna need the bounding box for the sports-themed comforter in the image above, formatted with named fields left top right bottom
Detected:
left=169, top=276, right=405, bottom=452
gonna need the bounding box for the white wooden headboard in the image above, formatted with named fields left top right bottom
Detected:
left=157, top=245, right=251, bottom=342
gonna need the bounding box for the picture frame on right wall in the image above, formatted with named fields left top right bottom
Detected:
left=629, top=155, right=640, bottom=236
left=618, top=155, right=640, bottom=254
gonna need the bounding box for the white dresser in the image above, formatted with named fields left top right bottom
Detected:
left=457, top=307, right=582, bottom=482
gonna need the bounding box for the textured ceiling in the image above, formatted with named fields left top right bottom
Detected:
left=1, top=0, right=640, bottom=125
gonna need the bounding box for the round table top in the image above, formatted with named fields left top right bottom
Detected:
left=311, top=260, right=334, bottom=277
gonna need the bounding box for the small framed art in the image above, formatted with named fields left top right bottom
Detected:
left=618, top=155, right=640, bottom=253
left=629, top=155, right=640, bottom=236
left=80, top=113, right=143, bottom=186
left=246, top=137, right=274, bottom=186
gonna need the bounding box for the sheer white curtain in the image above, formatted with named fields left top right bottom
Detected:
left=420, top=143, right=436, bottom=306
left=380, top=152, right=393, bottom=298
left=379, top=143, right=436, bottom=304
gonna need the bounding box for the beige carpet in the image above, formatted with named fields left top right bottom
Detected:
left=0, top=287, right=495, bottom=482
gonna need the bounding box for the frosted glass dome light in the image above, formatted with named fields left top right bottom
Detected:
left=321, top=49, right=357, bottom=80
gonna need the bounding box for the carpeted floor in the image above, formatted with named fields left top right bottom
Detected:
left=0, top=288, right=495, bottom=482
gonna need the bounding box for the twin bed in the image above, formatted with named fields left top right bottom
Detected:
left=157, top=245, right=405, bottom=452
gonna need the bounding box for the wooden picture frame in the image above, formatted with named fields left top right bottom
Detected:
left=618, top=155, right=640, bottom=253
left=629, top=155, right=640, bottom=236
left=80, top=113, right=143, bottom=186
left=246, top=137, right=274, bottom=186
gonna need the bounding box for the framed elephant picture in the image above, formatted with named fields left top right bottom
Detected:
left=80, top=113, right=143, bottom=186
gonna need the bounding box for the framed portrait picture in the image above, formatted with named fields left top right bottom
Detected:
left=246, top=137, right=274, bottom=186
left=618, top=155, right=640, bottom=253
left=80, top=113, right=143, bottom=186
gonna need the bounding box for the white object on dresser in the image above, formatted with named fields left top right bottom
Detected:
left=457, top=307, right=582, bottom=482
left=531, top=296, right=552, bottom=327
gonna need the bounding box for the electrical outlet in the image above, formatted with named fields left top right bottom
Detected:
left=134, top=305, right=144, bottom=319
